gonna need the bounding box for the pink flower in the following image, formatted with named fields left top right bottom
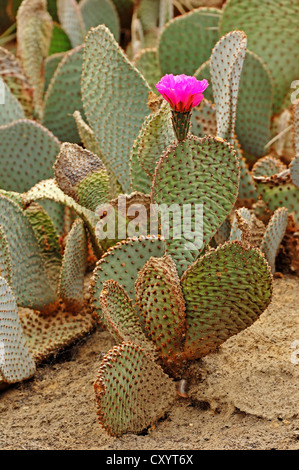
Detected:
left=155, top=74, right=209, bottom=113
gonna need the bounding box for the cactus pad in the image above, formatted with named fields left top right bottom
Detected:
left=16, top=0, right=53, bottom=119
left=81, top=25, right=151, bottom=193
left=220, top=0, right=299, bottom=114
left=0, top=195, right=58, bottom=310
left=94, top=342, right=176, bottom=436
left=210, top=30, right=247, bottom=143
left=158, top=7, right=220, bottom=76
left=43, top=45, right=84, bottom=143
left=133, top=48, right=162, bottom=91
left=181, top=241, right=273, bottom=359
left=58, top=218, right=88, bottom=309
left=100, top=280, right=152, bottom=353
left=0, top=77, right=25, bottom=125
left=0, top=119, right=60, bottom=193
left=80, top=0, right=120, bottom=41
left=57, top=0, right=85, bottom=47
left=151, top=135, right=239, bottom=275
left=135, top=255, right=186, bottom=371
left=54, top=142, right=109, bottom=211
left=260, top=207, right=289, bottom=274
left=137, top=102, right=175, bottom=177
left=0, top=276, right=36, bottom=384
left=0, top=46, right=34, bottom=118
left=91, top=236, right=165, bottom=323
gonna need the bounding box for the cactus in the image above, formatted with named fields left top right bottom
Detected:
left=53, top=142, right=110, bottom=211
left=158, top=7, right=221, bottom=76
left=16, top=0, right=53, bottom=119
left=0, top=119, right=60, bottom=193
left=57, top=0, right=86, bottom=48
left=80, top=0, right=120, bottom=41
left=230, top=206, right=289, bottom=273
left=0, top=194, right=58, bottom=311
left=0, top=77, right=25, bottom=125
left=91, top=235, right=166, bottom=324
left=136, top=101, right=175, bottom=177
left=94, top=240, right=273, bottom=435
left=43, top=45, right=85, bottom=143
left=151, top=135, right=239, bottom=275
left=81, top=25, right=151, bottom=193
left=94, top=342, right=176, bottom=437
left=58, top=218, right=88, bottom=310
left=0, top=46, right=34, bottom=118
left=133, top=48, right=162, bottom=91
left=209, top=30, right=247, bottom=144
left=220, top=0, right=299, bottom=114
left=195, top=49, right=273, bottom=161
left=0, top=276, right=36, bottom=385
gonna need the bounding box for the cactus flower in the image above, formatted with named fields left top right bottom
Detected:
left=155, top=74, right=209, bottom=113
left=155, top=74, right=209, bottom=141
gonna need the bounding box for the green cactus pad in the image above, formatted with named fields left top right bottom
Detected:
left=94, top=341, right=176, bottom=437
left=23, top=179, right=97, bottom=231
left=129, top=114, right=155, bottom=194
left=54, top=142, right=110, bottom=211
left=81, top=25, right=151, bottom=193
left=57, top=0, right=85, bottom=47
left=80, top=0, right=120, bottom=41
left=254, top=173, right=299, bottom=224
left=252, top=156, right=287, bottom=178
left=181, top=241, right=273, bottom=360
left=16, top=0, right=53, bottom=119
left=58, top=218, right=88, bottom=309
left=44, top=52, right=65, bottom=92
left=260, top=207, right=289, bottom=274
left=210, top=30, right=247, bottom=144
left=73, top=111, right=119, bottom=199
left=19, top=307, right=96, bottom=363
left=135, top=255, right=186, bottom=370
left=0, top=276, right=36, bottom=384
left=0, top=119, right=60, bottom=193
left=43, top=45, right=85, bottom=143
left=49, top=22, right=72, bottom=55
left=151, top=135, right=239, bottom=276
left=0, top=195, right=58, bottom=310
left=100, top=280, right=152, bottom=352
left=235, top=140, right=258, bottom=201
left=137, top=102, right=175, bottom=177
left=24, top=203, right=62, bottom=289
left=0, top=46, right=33, bottom=118
left=91, top=236, right=166, bottom=323
left=158, top=7, right=221, bottom=76
left=220, top=0, right=299, bottom=114
left=190, top=98, right=217, bottom=138
left=133, top=48, right=162, bottom=91
left=233, top=51, right=272, bottom=159
left=0, top=226, right=12, bottom=286
left=195, top=50, right=273, bottom=160
left=0, top=77, right=25, bottom=125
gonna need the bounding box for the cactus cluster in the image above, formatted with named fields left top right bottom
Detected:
left=0, top=0, right=298, bottom=440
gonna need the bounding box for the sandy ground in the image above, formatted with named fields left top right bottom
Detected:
left=0, top=275, right=298, bottom=450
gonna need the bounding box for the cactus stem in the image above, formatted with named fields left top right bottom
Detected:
left=171, top=111, right=191, bottom=141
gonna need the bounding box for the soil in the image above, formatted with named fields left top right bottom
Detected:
left=0, top=275, right=298, bottom=450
